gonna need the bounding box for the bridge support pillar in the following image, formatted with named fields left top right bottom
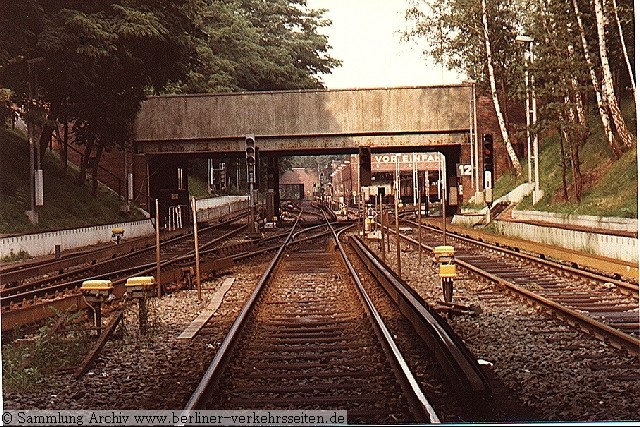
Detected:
left=266, top=156, right=280, bottom=221
left=358, top=147, right=372, bottom=188
left=442, top=149, right=460, bottom=216
left=147, top=155, right=190, bottom=229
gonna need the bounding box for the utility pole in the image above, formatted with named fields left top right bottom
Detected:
left=25, top=57, right=44, bottom=224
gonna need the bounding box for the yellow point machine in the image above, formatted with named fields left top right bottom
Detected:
left=434, top=246, right=456, bottom=303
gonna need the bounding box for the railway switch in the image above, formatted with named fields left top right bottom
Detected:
left=434, top=246, right=456, bottom=303
left=81, top=279, right=114, bottom=299
left=81, top=279, right=114, bottom=333
left=126, top=276, right=156, bottom=335
left=125, top=276, right=156, bottom=298
left=111, top=227, right=125, bottom=244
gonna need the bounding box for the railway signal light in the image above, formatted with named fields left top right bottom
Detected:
left=245, top=134, right=256, bottom=184
left=483, top=134, right=494, bottom=189
left=219, top=162, right=226, bottom=190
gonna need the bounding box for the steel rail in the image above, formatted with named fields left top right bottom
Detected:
left=1, top=209, right=248, bottom=288
left=184, top=213, right=438, bottom=421
left=1, top=220, right=322, bottom=331
left=1, top=215, right=247, bottom=298
left=347, top=235, right=490, bottom=398
left=459, top=259, right=640, bottom=357
left=397, top=230, right=640, bottom=357
left=228, top=227, right=339, bottom=262
left=1, top=222, right=249, bottom=307
left=1, top=294, right=86, bottom=332
left=0, top=234, right=158, bottom=285
left=1, top=225, right=253, bottom=334
left=332, top=225, right=440, bottom=423
left=409, top=219, right=638, bottom=293
left=182, top=212, right=302, bottom=412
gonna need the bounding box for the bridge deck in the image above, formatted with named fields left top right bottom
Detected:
left=133, top=85, right=473, bottom=155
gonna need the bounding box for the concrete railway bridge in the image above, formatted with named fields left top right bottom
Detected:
left=131, top=84, right=481, bottom=224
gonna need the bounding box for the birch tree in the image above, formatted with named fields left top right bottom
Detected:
left=404, top=0, right=523, bottom=176
left=571, top=0, right=622, bottom=158
left=531, top=0, right=589, bottom=201
left=593, top=0, right=635, bottom=150
left=611, top=0, right=635, bottom=99
left=481, top=0, right=522, bottom=176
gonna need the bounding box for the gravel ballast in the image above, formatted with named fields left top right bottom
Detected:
left=3, top=237, right=639, bottom=422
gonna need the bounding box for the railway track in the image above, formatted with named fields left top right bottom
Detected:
left=391, top=219, right=640, bottom=356
left=0, top=204, right=338, bottom=332
left=3, top=204, right=636, bottom=421
left=1, top=210, right=248, bottom=295
left=0, top=209, right=249, bottom=289
left=1, top=222, right=246, bottom=308
left=183, top=209, right=495, bottom=423
left=0, top=214, right=266, bottom=332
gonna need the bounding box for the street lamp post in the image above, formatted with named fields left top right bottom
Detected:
left=516, top=35, right=543, bottom=204
left=25, top=57, right=45, bottom=224
left=464, top=79, right=481, bottom=203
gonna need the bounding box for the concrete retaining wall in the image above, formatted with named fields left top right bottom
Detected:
left=1, top=220, right=155, bottom=259
left=503, top=183, right=534, bottom=204
left=196, top=197, right=248, bottom=222
left=452, top=208, right=638, bottom=263
left=1, top=196, right=249, bottom=259
left=195, top=195, right=248, bottom=211
left=511, top=210, right=637, bottom=233
left=452, top=213, right=485, bottom=226
left=492, top=220, right=638, bottom=263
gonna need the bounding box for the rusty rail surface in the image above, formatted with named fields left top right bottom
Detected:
left=1, top=222, right=248, bottom=331
left=347, top=235, right=490, bottom=398
left=74, top=311, right=124, bottom=379
left=394, top=223, right=640, bottom=357
left=1, top=209, right=247, bottom=288
left=182, top=213, right=302, bottom=412
left=184, top=208, right=491, bottom=421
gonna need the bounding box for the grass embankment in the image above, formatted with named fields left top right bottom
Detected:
left=494, top=99, right=637, bottom=218
left=1, top=313, right=92, bottom=392
left=0, top=127, right=146, bottom=237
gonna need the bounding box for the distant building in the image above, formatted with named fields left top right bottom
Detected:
left=279, top=167, right=320, bottom=200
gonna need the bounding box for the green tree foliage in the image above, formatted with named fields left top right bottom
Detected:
left=0, top=0, right=201, bottom=193
left=404, top=0, right=635, bottom=140
left=0, top=88, right=11, bottom=124
left=0, top=0, right=340, bottom=196
left=174, top=0, right=340, bottom=93
left=404, top=0, right=520, bottom=96
left=404, top=0, right=636, bottom=201
left=0, top=0, right=199, bottom=136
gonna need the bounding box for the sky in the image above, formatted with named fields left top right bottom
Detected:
left=306, top=0, right=464, bottom=89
